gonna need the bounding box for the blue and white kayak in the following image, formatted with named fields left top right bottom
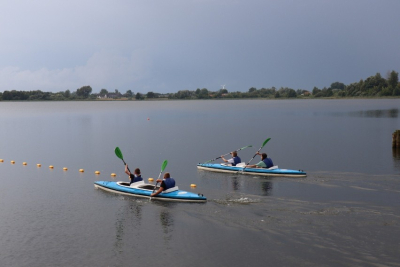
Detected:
left=94, top=180, right=207, bottom=202
left=197, top=163, right=306, bottom=177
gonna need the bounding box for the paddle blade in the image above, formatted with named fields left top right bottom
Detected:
left=115, top=147, right=123, bottom=160
left=161, top=160, right=168, bottom=172
left=261, top=138, right=271, bottom=148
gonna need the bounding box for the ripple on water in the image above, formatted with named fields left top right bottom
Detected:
left=212, top=196, right=261, bottom=205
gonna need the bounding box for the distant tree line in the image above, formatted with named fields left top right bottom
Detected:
left=0, top=86, right=134, bottom=101
left=0, top=71, right=399, bottom=101
left=168, top=70, right=399, bottom=99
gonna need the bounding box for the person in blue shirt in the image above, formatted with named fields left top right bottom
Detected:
left=151, top=172, right=176, bottom=197
left=221, top=151, right=241, bottom=166
left=125, top=164, right=143, bottom=185
left=246, top=152, right=274, bottom=168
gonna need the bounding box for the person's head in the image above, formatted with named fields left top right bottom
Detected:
left=261, top=153, right=267, bottom=160
left=134, top=168, right=141, bottom=175
left=231, top=151, right=238, bottom=157
left=164, top=172, right=170, bottom=178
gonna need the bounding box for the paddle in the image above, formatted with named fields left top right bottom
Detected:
left=243, top=138, right=271, bottom=171
left=115, top=147, right=130, bottom=173
left=202, top=145, right=252, bottom=164
left=151, top=160, right=168, bottom=197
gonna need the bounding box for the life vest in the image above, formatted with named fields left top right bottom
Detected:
left=263, top=158, right=274, bottom=168
left=130, top=174, right=143, bottom=184
left=232, top=156, right=241, bottom=166
left=163, top=178, right=176, bottom=190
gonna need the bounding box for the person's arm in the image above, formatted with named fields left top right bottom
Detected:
left=221, top=156, right=228, bottom=163
left=246, top=161, right=264, bottom=168
left=151, top=186, right=164, bottom=197
left=246, top=164, right=257, bottom=168
left=125, top=164, right=130, bottom=176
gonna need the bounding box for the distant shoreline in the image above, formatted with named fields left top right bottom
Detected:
left=1, top=71, right=399, bottom=101
left=1, top=96, right=399, bottom=102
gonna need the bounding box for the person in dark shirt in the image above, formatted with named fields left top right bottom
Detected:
left=125, top=164, right=143, bottom=185
left=246, top=152, right=274, bottom=168
left=221, top=151, right=241, bottom=166
left=151, top=172, right=176, bottom=197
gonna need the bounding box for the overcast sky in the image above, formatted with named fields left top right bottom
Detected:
left=1, top=0, right=399, bottom=94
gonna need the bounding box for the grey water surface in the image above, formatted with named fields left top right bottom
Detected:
left=0, top=99, right=399, bottom=266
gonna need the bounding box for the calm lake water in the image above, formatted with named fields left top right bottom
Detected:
left=0, top=99, right=399, bottom=266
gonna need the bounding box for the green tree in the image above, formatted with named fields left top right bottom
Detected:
left=76, top=86, right=92, bottom=98
left=248, top=87, right=257, bottom=93
left=198, top=88, right=209, bottom=99
left=135, top=93, right=142, bottom=100
left=287, top=89, right=297, bottom=98
left=64, top=90, right=71, bottom=98
left=100, top=89, right=108, bottom=96
left=364, top=73, right=387, bottom=93
left=147, top=91, right=156, bottom=98
left=125, top=90, right=133, bottom=97
left=330, top=82, right=345, bottom=90
left=312, top=87, right=320, bottom=96
left=2, top=90, right=29, bottom=100
left=381, top=87, right=393, bottom=96
left=388, top=70, right=399, bottom=88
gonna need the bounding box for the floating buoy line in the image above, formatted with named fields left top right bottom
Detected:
left=0, top=158, right=200, bottom=188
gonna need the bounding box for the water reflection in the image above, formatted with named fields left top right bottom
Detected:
left=348, top=109, right=398, bottom=118
left=156, top=203, right=176, bottom=248
left=160, top=210, right=174, bottom=240
left=198, top=170, right=274, bottom=197
left=260, top=181, right=273, bottom=196
left=393, top=148, right=400, bottom=169
left=393, top=148, right=400, bottom=159
left=113, top=200, right=143, bottom=255
left=231, top=177, right=240, bottom=191
left=324, top=108, right=399, bottom=118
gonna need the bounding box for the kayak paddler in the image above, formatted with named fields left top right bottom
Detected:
left=151, top=172, right=176, bottom=197
left=221, top=151, right=241, bottom=166
left=246, top=152, right=274, bottom=168
left=125, top=164, right=143, bottom=185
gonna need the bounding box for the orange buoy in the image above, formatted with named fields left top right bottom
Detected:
left=95, top=171, right=100, bottom=175
left=37, top=164, right=41, bottom=167
left=111, top=173, right=116, bottom=177
left=190, top=184, right=197, bottom=187
left=148, top=177, right=154, bottom=181
left=79, top=169, right=84, bottom=172
left=23, top=162, right=27, bottom=165
left=11, top=160, right=15, bottom=164
left=0, top=159, right=4, bottom=162
left=49, top=165, right=54, bottom=169
left=63, top=167, right=68, bottom=171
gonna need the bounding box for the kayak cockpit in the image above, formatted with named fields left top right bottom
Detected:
left=117, top=181, right=156, bottom=190
left=221, top=163, right=279, bottom=169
